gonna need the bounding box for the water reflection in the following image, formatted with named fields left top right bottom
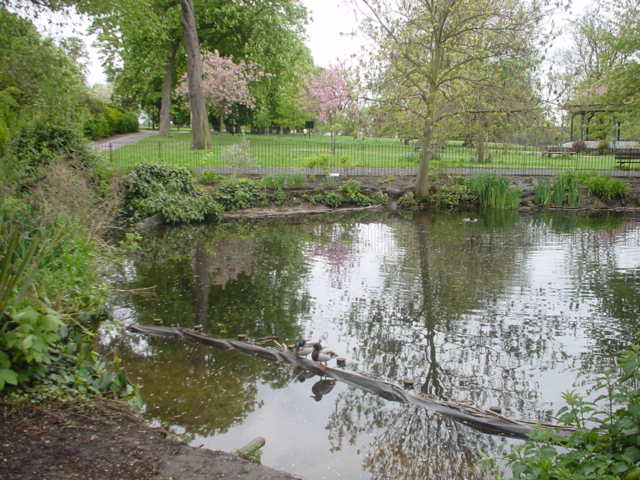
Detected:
left=108, top=210, right=640, bottom=479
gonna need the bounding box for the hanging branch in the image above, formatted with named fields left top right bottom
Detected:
left=127, top=324, right=576, bottom=440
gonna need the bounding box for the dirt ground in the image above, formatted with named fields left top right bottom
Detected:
left=0, top=398, right=300, bottom=480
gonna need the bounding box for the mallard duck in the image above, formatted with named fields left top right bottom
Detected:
left=293, top=339, right=319, bottom=357
left=311, top=343, right=338, bottom=368
left=311, top=378, right=336, bottom=401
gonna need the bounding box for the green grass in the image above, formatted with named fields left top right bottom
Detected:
left=97, top=132, right=621, bottom=171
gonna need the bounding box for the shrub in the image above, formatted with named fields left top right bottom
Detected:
left=117, top=112, right=139, bottom=134
left=123, top=164, right=222, bottom=223
left=490, top=344, right=640, bottom=480
left=322, top=192, right=343, bottom=208
left=571, top=139, right=587, bottom=153
left=287, top=173, right=307, bottom=187
left=466, top=174, right=520, bottom=209
left=215, top=178, right=264, bottom=210
left=10, top=122, right=97, bottom=179
left=431, top=183, right=475, bottom=209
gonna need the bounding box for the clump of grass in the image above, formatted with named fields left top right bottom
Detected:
left=551, top=171, right=580, bottom=206
left=466, top=174, right=520, bottom=209
left=197, top=170, right=224, bottom=184
left=533, top=180, right=553, bottom=206
left=581, top=173, right=628, bottom=201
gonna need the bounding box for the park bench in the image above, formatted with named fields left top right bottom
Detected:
left=615, top=149, right=640, bottom=168
left=541, top=146, right=573, bottom=157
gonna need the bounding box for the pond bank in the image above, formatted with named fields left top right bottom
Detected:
left=0, top=398, right=299, bottom=480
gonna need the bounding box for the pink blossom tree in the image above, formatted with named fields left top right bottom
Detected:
left=178, top=50, right=263, bottom=133
left=303, top=64, right=359, bottom=153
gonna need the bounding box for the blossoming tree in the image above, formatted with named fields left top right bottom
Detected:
left=303, top=64, right=358, bottom=153
left=178, top=50, right=263, bottom=133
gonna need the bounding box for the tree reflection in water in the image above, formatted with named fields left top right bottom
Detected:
left=106, top=211, right=640, bottom=479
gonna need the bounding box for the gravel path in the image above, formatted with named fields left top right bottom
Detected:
left=91, top=130, right=158, bottom=151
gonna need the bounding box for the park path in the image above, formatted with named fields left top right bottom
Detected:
left=91, top=129, right=158, bottom=151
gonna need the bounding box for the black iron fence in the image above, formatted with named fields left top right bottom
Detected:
left=92, top=139, right=640, bottom=177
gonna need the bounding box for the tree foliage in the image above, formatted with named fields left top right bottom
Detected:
left=355, top=0, right=543, bottom=196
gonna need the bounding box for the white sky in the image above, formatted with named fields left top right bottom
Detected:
left=36, top=0, right=596, bottom=86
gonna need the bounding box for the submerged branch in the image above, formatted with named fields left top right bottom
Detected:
left=127, top=324, right=576, bottom=440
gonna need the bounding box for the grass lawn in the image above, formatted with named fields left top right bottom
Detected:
left=98, top=132, right=620, bottom=172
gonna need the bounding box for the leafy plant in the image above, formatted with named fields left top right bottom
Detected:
left=398, top=191, right=418, bottom=209
left=431, top=183, right=475, bottom=209
left=322, top=192, right=343, bottom=208
left=371, top=191, right=389, bottom=205
left=123, top=164, right=222, bottom=223
left=198, top=170, right=224, bottom=185
left=262, top=174, right=286, bottom=189
left=10, top=121, right=97, bottom=179
left=305, top=154, right=332, bottom=168
left=582, top=174, right=628, bottom=201
left=215, top=178, right=264, bottom=210
left=466, top=174, right=520, bottom=209
left=339, top=179, right=371, bottom=206
left=487, top=343, right=640, bottom=480
left=287, top=173, right=307, bottom=187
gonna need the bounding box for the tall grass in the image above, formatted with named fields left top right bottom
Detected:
left=466, top=174, right=520, bottom=209
left=551, top=171, right=580, bottom=206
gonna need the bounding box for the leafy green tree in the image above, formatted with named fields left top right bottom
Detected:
left=355, top=0, right=543, bottom=197
left=0, top=8, right=87, bottom=130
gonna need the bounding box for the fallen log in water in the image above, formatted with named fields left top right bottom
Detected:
left=127, top=324, right=576, bottom=440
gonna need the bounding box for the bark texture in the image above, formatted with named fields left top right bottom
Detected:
left=180, top=0, right=211, bottom=149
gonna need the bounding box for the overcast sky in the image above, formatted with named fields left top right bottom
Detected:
left=50, top=0, right=596, bottom=86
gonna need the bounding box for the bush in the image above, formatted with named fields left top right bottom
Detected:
left=117, top=112, right=139, bottom=134
left=431, top=183, right=475, bottom=209
left=10, top=122, right=97, bottom=179
left=490, top=344, right=640, bottom=480
left=123, top=164, right=222, bottom=223
left=215, top=178, right=264, bottom=210
left=322, top=192, right=343, bottom=208
left=571, top=139, right=587, bottom=153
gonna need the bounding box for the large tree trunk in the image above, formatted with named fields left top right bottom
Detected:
left=180, top=0, right=211, bottom=150
left=159, top=39, right=180, bottom=137
left=416, top=120, right=434, bottom=198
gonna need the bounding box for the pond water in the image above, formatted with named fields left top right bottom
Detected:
left=104, top=210, right=640, bottom=480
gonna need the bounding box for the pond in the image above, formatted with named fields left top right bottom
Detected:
left=104, top=210, right=640, bottom=479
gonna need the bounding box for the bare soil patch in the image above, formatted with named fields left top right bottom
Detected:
left=0, top=397, right=299, bottom=480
